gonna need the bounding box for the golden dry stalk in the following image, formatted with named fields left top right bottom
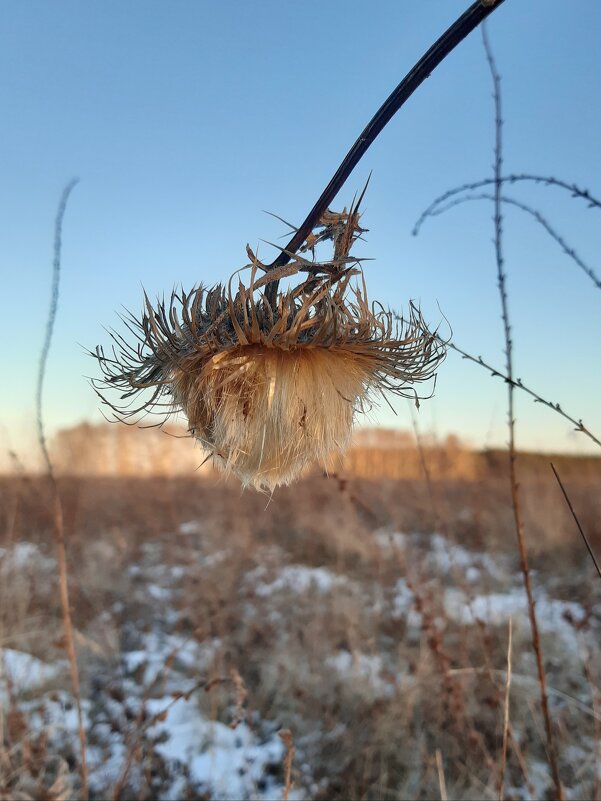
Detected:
left=92, top=208, right=445, bottom=490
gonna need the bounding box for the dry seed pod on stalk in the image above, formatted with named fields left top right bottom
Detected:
left=92, top=0, right=507, bottom=489
left=92, top=205, right=444, bottom=490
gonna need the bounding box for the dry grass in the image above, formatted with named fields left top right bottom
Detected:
left=1, top=445, right=600, bottom=799
left=3, top=5, right=598, bottom=798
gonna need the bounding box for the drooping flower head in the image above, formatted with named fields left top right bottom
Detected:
left=92, top=203, right=445, bottom=490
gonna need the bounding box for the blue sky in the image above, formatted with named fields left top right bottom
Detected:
left=1, top=0, right=600, bottom=466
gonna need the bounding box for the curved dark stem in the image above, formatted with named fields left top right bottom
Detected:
left=550, top=463, right=601, bottom=580
left=264, top=0, right=507, bottom=306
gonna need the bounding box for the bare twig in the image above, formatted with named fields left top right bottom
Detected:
left=582, top=652, right=601, bottom=801
left=278, top=729, right=295, bottom=801
left=36, top=179, right=89, bottom=800
left=229, top=668, right=248, bottom=729
left=437, top=338, right=601, bottom=448
left=423, top=191, right=601, bottom=290
left=394, top=310, right=601, bottom=447
left=413, top=173, right=601, bottom=235
left=482, top=25, right=563, bottom=799
left=409, top=403, right=440, bottom=530
left=499, top=617, right=513, bottom=801
left=36, top=179, right=79, bottom=477
left=264, top=0, right=507, bottom=305
left=550, top=462, right=601, bottom=579
left=435, top=749, right=448, bottom=801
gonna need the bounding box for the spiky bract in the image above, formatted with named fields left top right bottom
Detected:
left=92, top=208, right=446, bottom=490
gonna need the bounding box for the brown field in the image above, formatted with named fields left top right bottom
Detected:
left=1, top=434, right=600, bottom=799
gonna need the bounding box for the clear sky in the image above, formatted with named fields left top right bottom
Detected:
left=1, top=0, right=600, bottom=468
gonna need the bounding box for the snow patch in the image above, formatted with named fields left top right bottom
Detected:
left=0, top=541, right=55, bottom=574
left=427, top=533, right=503, bottom=580
left=255, top=565, right=345, bottom=597
left=443, top=588, right=587, bottom=649
left=146, top=696, right=286, bottom=800
left=373, top=530, right=409, bottom=551
left=1, top=648, right=63, bottom=701
left=326, top=650, right=395, bottom=698
left=179, top=520, right=202, bottom=535
left=123, top=632, right=221, bottom=684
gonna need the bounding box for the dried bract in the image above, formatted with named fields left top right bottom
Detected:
left=92, top=208, right=445, bottom=490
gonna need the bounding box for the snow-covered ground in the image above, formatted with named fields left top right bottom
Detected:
left=1, top=529, right=599, bottom=800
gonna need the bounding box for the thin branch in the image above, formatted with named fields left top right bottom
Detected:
left=435, top=749, right=448, bottom=801
left=394, top=311, right=601, bottom=448
left=264, top=0, right=507, bottom=305
left=425, top=191, right=601, bottom=290
left=582, top=652, right=601, bottom=801
left=550, top=462, right=601, bottom=579
left=413, top=173, right=601, bottom=236
left=442, top=337, right=601, bottom=449
left=499, top=617, right=513, bottom=801
left=36, top=179, right=89, bottom=800
left=36, top=179, right=79, bottom=476
left=482, top=24, right=563, bottom=799
left=279, top=729, right=296, bottom=801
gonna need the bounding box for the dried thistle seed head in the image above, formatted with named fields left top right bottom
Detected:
left=172, top=346, right=370, bottom=490
left=91, top=207, right=446, bottom=490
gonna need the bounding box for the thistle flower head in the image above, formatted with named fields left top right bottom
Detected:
left=92, top=205, right=445, bottom=490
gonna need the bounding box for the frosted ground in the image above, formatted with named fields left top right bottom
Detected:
left=1, top=519, right=600, bottom=800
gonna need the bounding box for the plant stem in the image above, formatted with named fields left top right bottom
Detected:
left=265, top=0, right=507, bottom=306
left=37, top=180, right=89, bottom=800
left=482, top=25, right=563, bottom=799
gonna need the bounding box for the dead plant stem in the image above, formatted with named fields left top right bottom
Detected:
left=482, top=25, right=563, bottom=799
left=265, top=0, right=507, bottom=305
left=435, top=749, right=448, bottom=801
left=413, top=173, right=601, bottom=236
left=427, top=192, right=601, bottom=290
left=37, top=180, right=89, bottom=800
left=279, top=729, right=295, bottom=801
left=438, top=339, right=601, bottom=449
left=550, top=462, right=601, bottom=579
left=499, top=617, right=512, bottom=800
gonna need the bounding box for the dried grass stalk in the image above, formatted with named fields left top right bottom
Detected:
left=92, top=209, right=445, bottom=490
